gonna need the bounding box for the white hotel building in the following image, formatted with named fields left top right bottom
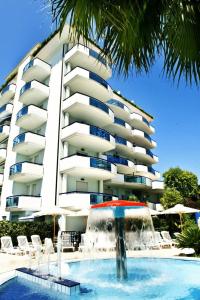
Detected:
left=0, top=26, right=163, bottom=223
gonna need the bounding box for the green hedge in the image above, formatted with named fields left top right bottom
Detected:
left=0, top=221, right=53, bottom=246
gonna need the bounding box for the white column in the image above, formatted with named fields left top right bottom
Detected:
left=63, top=142, right=68, bottom=157
left=64, top=112, right=69, bottom=127
left=65, top=86, right=70, bottom=99
left=62, top=174, right=68, bottom=193
left=99, top=180, right=103, bottom=193
left=65, top=62, right=71, bottom=74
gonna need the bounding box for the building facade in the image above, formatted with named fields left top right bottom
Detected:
left=0, top=26, right=162, bottom=222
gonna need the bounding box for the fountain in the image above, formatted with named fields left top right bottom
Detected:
left=85, top=200, right=155, bottom=280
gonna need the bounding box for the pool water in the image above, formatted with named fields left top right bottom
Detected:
left=1, top=258, right=200, bottom=299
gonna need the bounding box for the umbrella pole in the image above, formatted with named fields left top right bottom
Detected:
left=179, top=213, right=183, bottom=231
left=53, top=215, right=56, bottom=243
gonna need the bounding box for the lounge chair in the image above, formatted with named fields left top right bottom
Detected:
left=17, top=235, right=36, bottom=255
left=44, top=238, right=55, bottom=254
left=94, top=232, right=115, bottom=251
left=61, top=233, right=75, bottom=252
left=161, top=231, right=177, bottom=247
left=154, top=231, right=172, bottom=248
left=141, top=231, right=161, bottom=250
left=126, top=231, right=145, bottom=250
left=31, top=235, right=44, bottom=252
left=1, top=236, right=22, bottom=255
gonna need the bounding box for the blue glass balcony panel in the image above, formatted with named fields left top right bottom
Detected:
left=10, top=163, right=22, bottom=176
left=90, top=157, right=111, bottom=171
left=6, top=196, right=19, bottom=208
left=90, top=126, right=110, bottom=141
left=115, top=136, right=126, bottom=145
left=89, top=72, right=108, bottom=89
left=107, top=155, right=128, bottom=166
left=114, top=117, right=125, bottom=127
left=0, top=104, right=8, bottom=113
left=23, top=60, right=34, bottom=74
left=144, top=132, right=152, bottom=142
left=89, top=49, right=107, bottom=66
left=146, top=149, right=154, bottom=158
left=20, top=82, right=32, bottom=96
left=107, top=99, right=124, bottom=109
left=148, top=166, right=156, bottom=175
left=13, top=133, right=25, bottom=147
left=16, top=106, right=28, bottom=120
left=2, top=85, right=10, bottom=95
left=124, top=176, right=146, bottom=184
left=89, top=98, right=109, bottom=114
left=90, top=193, right=113, bottom=205
left=142, top=117, right=149, bottom=126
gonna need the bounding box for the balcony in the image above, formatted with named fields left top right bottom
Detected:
left=0, top=173, right=3, bottom=185
left=115, top=136, right=133, bottom=158
left=106, top=117, right=132, bottom=138
left=63, top=67, right=112, bottom=102
left=0, top=124, right=10, bottom=142
left=106, top=155, right=134, bottom=174
left=131, top=129, right=157, bottom=149
left=22, top=58, right=51, bottom=82
left=9, top=162, right=43, bottom=182
left=107, top=99, right=130, bottom=120
left=0, top=103, right=13, bottom=119
left=60, top=155, right=116, bottom=180
left=107, top=174, right=152, bottom=189
left=19, top=81, right=49, bottom=105
left=59, top=192, right=117, bottom=210
left=134, top=165, right=160, bottom=180
left=130, top=112, right=155, bottom=135
left=152, top=181, right=164, bottom=193
left=13, top=132, right=45, bottom=155
left=16, top=105, right=47, bottom=130
left=64, top=44, right=111, bottom=79
left=0, top=84, right=16, bottom=106
left=0, top=147, right=7, bottom=163
left=133, top=147, right=158, bottom=165
left=63, top=93, right=114, bottom=127
left=62, top=122, right=115, bottom=152
left=6, top=195, right=41, bottom=212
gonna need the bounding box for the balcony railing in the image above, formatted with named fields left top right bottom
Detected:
left=90, top=125, right=110, bottom=141
left=124, top=175, right=147, bottom=184
left=1, top=85, right=12, bottom=95
left=107, top=155, right=128, bottom=166
left=107, top=99, right=124, bottom=109
left=89, top=98, right=109, bottom=114
left=115, top=136, right=127, bottom=145
left=9, top=163, right=22, bottom=176
left=114, top=117, right=125, bottom=127
left=0, top=104, right=10, bottom=114
left=90, top=193, right=114, bottom=205
left=148, top=166, right=156, bottom=175
left=6, top=196, right=19, bottom=208
left=90, top=157, right=111, bottom=171
left=89, top=49, right=107, bottom=66
left=20, top=82, right=32, bottom=96
left=13, top=133, right=25, bottom=147
left=144, top=132, right=152, bottom=142
left=16, top=106, right=28, bottom=120
left=143, top=117, right=149, bottom=126
left=23, top=60, right=34, bottom=74
left=146, top=149, right=154, bottom=158
left=89, top=72, right=108, bottom=89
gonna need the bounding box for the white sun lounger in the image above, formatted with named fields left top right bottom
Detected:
left=1, top=236, right=22, bottom=255
left=17, top=235, right=36, bottom=255
left=161, top=231, right=177, bottom=246
left=31, top=235, right=44, bottom=252
left=154, top=231, right=172, bottom=248
left=61, top=233, right=75, bottom=252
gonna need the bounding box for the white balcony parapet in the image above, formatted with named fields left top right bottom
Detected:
left=130, top=112, right=155, bottom=135
left=0, top=84, right=16, bottom=106
left=63, top=67, right=113, bottom=102
left=152, top=181, right=164, bottom=190
left=106, top=117, right=132, bottom=138
left=60, top=155, right=116, bottom=180
left=0, top=148, right=6, bottom=163
left=0, top=125, right=10, bottom=142
left=108, top=174, right=152, bottom=189
left=16, top=105, right=47, bottom=130
left=9, top=162, right=43, bottom=182
left=64, top=44, right=111, bottom=80
left=107, top=99, right=130, bottom=120
left=63, top=93, right=114, bottom=127
left=22, top=58, right=51, bottom=82
left=6, top=195, right=41, bottom=212
left=0, top=103, right=13, bottom=120
left=135, top=165, right=160, bottom=180
left=62, top=122, right=115, bottom=153
left=19, top=80, right=49, bottom=105
left=59, top=192, right=117, bottom=210
left=0, top=173, right=3, bottom=185
left=132, top=129, right=157, bottom=149
left=13, top=132, right=45, bottom=156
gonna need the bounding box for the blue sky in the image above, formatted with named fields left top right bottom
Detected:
left=1, top=0, right=200, bottom=179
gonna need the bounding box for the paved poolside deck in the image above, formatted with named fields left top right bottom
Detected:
left=0, top=247, right=192, bottom=275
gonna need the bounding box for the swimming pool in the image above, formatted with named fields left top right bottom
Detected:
left=1, top=258, right=200, bottom=299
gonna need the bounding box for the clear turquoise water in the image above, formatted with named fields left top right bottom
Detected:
left=1, top=258, right=200, bottom=299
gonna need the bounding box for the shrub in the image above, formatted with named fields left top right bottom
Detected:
left=0, top=221, right=53, bottom=246
left=176, top=224, right=200, bottom=255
